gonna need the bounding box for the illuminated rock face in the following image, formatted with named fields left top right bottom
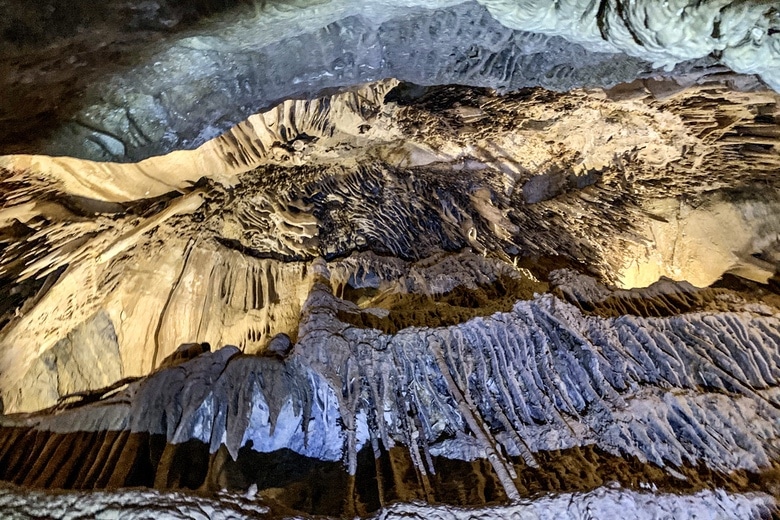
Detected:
left=0, top=2, right=779, bottom=519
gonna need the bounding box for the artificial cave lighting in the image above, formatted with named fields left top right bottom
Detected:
left=0, top=1, right=779, bottom=519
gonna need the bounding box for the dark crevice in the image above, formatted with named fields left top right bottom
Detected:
left=337, top=274, right=548, bottom=334
left=0, top=426, right=776, bottom=517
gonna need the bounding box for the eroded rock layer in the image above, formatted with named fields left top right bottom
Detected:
left=1, top=79, right=778, bottom=418
left=1, top=261, right=778, bottom=517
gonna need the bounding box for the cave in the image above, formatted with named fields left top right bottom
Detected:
left=0, top=1, right=779, bottom=518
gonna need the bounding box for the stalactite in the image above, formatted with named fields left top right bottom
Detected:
left=429, top=338, right=521, bottom=502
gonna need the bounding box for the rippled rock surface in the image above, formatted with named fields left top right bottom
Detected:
left=1, top=262, right=778, bottom=517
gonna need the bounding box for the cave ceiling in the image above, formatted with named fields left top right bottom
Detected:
left=0, top=1, right=779, bottom=519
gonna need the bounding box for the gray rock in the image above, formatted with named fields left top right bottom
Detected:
left=266, top=333, right=292, bottom=357
left=12, top=278, right=779, bottom=478
left=0, top=2, right=704, bottom=161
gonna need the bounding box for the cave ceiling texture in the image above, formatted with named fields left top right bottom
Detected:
left=0, top=0, right=780, bottom=518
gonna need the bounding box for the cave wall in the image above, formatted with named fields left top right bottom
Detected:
left=0, top=1, right=779, bottom=518
left=1, top=264, right=778, bottom=517
left=1, top=79, right=779, bottom=415
left=2, top=0, right=778, bottom=161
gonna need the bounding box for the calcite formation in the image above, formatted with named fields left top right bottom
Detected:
left=0, top=1, right=779, bottom=519
left=1, top=260, right=779, bottom=517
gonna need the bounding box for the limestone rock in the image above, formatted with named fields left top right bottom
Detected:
left=0, top=3, right=779, bottom=516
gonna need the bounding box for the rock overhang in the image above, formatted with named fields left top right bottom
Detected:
left=1, top=0, right=778, bottom=161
